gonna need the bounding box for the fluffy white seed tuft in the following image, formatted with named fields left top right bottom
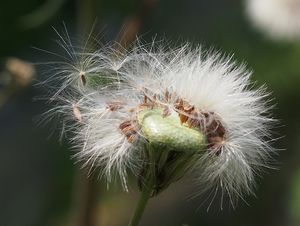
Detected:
left=46, top=40, right=276, bottom=204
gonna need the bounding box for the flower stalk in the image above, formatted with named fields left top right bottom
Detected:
left=136, top=108, right=206, bottom=194
left=128, top=107, right=207, bottom=226
left=129, top=166, right=154, bottom=226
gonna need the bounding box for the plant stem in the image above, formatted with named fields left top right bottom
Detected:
left=129, top=177, right=153, bottom=226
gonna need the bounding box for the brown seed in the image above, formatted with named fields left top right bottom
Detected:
left=72, top=103, right=83, bottom=123
left=119, top=120, right=132, bottom=130
left=144, top=94, right=148, bottom=103
left=164, top=89, right=170, bottom=101
left=119, top=120, right=139, bottom=143
left=80, top=72, right=86, bottom=86
left=162, top=106, right=171, bottom=118
left=107, top=101, right=124, bottom=111
left=127, top=134, right=137, bottom=143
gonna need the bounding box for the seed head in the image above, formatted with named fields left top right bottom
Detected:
left=46, top=41, right=276, bottom=205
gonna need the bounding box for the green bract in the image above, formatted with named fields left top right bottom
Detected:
left=136, top=108, right=207, bottom=196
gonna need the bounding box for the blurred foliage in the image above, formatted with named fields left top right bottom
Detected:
left=1, top=0, right=300, bottom=226
left=290, top=168, right=300, bottom=225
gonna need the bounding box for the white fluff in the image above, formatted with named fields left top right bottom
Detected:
left=47, top=41, right=275, bottom=204
left=246, top=0, right=300, bottom=40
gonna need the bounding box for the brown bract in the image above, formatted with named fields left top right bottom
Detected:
left=174, top=97, right=226, bottom=155
left=107, top=89, right=227, bottom=154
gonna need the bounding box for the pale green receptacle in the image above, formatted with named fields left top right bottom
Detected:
left=137, top=108, right=206, bottom=153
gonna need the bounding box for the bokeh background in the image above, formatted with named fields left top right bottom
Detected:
left=0, top=0, right=299, bottom=226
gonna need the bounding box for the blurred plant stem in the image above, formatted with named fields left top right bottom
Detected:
left=129, top=175, right=154, bottom=226
left=0, top=83, right=15, bottom=107
left=75, top=172, right=99, bottom=226
left=76, top=0, right=99, bottom=34
left=18, top=0, right=66, bottom=29
left=116, top=0, right=157, bottom=50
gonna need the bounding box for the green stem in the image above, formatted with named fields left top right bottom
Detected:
left=129, top=177, right=153, bottom=226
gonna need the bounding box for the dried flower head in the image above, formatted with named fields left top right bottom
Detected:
left=6, top=57, right=35, bottom=87
left=45, top=40, right=275, bottom=205
left=245, top=0, right=300, bottom=41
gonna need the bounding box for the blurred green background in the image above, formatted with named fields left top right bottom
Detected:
left=0, top=0, right=299, bottom=226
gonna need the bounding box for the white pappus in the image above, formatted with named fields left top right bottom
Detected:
left=45, top=39, right=276, bottom=206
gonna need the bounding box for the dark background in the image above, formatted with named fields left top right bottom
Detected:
left=0, top=0, right=299, bottom=226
